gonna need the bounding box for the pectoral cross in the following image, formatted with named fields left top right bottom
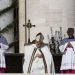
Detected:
left=23, top=19, right=36, bottom=44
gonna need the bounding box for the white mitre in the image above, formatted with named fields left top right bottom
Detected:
left=35, top=33, right=44, bottom=42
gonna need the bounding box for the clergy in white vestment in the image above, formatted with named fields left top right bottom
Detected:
left=0, top=29, right=9, bottom=73
left=59, top=28, right=75, bottom=73
left=23, top=32, right=55, bottom=74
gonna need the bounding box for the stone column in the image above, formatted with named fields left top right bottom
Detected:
left=19, top=0, right=26, bottom=53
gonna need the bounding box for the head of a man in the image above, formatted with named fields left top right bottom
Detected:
left=67, top=28, right=74, bottom=38
left=35, top=32, right=44, bottom=48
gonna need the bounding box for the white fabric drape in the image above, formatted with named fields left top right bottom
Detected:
left=23, top=44, right=55, bottom=74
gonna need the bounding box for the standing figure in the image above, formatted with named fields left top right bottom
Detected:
left=23, top=32, right=55, bottom=74
left=59, top=28, right=75, bottom=73
left=0, top=28, right=9, bottom=73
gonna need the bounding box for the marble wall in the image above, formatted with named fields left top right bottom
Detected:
left=26, top=0, right=75, bottom=43
left=19, top=0, right=25, bottom=53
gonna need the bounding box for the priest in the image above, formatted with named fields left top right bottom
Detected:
left=0, top=29, right=9, bottom=73
left=59, top=28, right=75, bottom=73
left=23, top=32, right=55, bottom=74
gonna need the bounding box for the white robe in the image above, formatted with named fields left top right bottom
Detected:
left=0, top=43, right=9, bottom=68
left=59, top=39, right=75, bottom=70
left=23, top=44, right=55, bottom=74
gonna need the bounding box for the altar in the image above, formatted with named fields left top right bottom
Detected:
left=5, top=53, right=24, bottom=73
left=4, top=53, right=61, bottom=73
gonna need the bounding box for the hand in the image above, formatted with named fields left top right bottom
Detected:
left=64, top=43, right=74, bottom=54
left=35, top=53, right=43, bottom=58
left=67, top=42, right=73, bottom=48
